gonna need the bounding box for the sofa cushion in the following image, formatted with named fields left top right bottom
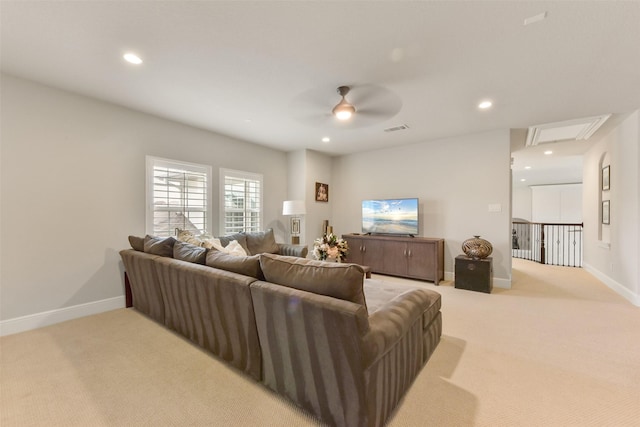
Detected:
left=173, top=240, right=208, bottom=265
left=128, top=235, right=145, bottom=252
left=143, top=235, right=176, bottom=257
left=259, top=253, right=367, bottom=310
left=244, top=229, right=279, bottom=255
left=206, top=250, right=264, bottom=280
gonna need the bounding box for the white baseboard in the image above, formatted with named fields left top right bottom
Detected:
left=0, top=296, right=126, bottom=337
left=493, top=277, right=512, bottom=289
left=583, top=263, right=640, bottom=307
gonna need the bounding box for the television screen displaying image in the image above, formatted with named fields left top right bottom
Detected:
left=362, top=198, right=419, bottom=235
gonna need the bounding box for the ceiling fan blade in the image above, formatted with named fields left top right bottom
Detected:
left=357, top=106, right=399, bottom=116
left=351, top=85, right=402, bottom=111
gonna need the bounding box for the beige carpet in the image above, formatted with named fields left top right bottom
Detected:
left=2, top=259, right=639, bottom=426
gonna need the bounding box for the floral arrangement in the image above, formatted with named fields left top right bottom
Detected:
left=313, top=233, right=349, bottom=262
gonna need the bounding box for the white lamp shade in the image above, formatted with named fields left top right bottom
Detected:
left=282, top=200, right=306, bottom=216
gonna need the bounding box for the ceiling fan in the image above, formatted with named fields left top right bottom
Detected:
left=290, top=84, right=403, bottom=129
left=332, top=86, right=356, bottom=121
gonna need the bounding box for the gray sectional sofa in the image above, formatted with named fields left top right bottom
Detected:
left=120, top=231, right=442, bottom=427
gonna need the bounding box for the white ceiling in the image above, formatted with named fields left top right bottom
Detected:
left=2, top=1, right=640, bottom=186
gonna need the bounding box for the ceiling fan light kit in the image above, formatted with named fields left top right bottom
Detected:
left=332, top=86, right=356, bottom=120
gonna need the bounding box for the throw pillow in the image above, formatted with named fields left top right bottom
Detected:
left=218, top=233, right=250, bottom=254
left=176, top=228, right=207, bottom=247
left=259, top=253, right=367, bottom=311
left=173, top=240, right=207, bottom=265
left=244, top=228, right=279, bottom=255
left=128, top=235, right=145, bottom=252
left=206, top=250, right=264, bottom=280
left=200, top=237, right=225, bottom=251
left=143, top=235, right=176, bottom=257
left=222, top=240, right=248, bottom=256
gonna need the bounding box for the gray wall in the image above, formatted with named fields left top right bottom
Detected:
left=0, top=74, right=289, bottom=321
left=582, top=110, right=639, bottom=305
left=512, top=186, right=532, bottom=221
left=303, top=150, right=333, bottom=244
left=330, top=130, right=513, bottom=285
left=6, top=71, right=635, bottom=330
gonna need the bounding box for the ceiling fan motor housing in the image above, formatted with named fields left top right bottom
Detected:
left=333, top=86, right=356, bottom=119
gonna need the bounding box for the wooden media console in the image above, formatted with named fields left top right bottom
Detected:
left=342, top=234, right=444, bottom=284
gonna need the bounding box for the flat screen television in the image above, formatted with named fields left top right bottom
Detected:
left=362, top=198, right=419, bottom=236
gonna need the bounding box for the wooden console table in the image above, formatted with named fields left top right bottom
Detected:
left=343, top=234, right=444, bottom=284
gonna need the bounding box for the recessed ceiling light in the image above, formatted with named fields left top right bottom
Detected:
left=244, top=119, right=252, bottom=123
left=544, top=150, right=553, bottom=155
left=524, top=166, right=532, bottom=170
left=123, top=53, right=143, bottom=65
left=520, top=179, right=527, bottom=182
left=321, top=137, right=330, bottom=143
left=478, top=100, right=493, bottom=109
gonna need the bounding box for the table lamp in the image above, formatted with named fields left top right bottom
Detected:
left=282, top=200, right=306, bottom=244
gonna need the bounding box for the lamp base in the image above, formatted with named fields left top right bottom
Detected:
left=291, top=236, right=300, bottom=245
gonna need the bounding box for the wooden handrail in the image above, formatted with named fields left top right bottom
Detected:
left=512, top=221, right=584, bottom=227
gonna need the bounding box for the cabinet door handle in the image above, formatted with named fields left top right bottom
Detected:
left=363, top=246, right=366, bottom=253
left=408, top=250, right=412, bottom=257
left=403, top=249, right=407, bottom=256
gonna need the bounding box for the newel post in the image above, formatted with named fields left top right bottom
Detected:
left=539, top=224, right=546, bottom=264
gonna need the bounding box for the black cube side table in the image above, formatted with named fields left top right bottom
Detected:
left=455, top=255, right=493, bottom=293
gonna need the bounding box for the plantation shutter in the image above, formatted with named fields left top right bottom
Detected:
left=146, top=157, right=211, bottom=237
left=222, top=169, right=263, bottom=234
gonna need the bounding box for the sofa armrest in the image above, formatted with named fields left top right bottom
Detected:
left=362, top=289, right=438, bottom=367
left=250, top=281, right=369, bottom=426
left=276, top=243, right=308, bottom=258
left=361, top=289, right=441, bottom=426
left=119, top=249, right=165, bottom=323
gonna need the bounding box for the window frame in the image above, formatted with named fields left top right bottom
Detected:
left=219, top=168, right=264, bottom=235
left=145, top=156, right=213, bottom=237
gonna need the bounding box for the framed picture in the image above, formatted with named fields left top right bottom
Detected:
left=315, top=182, right=329, bottom=202
left=602, top=200, right=610, bottom=225
left=291, top=217, right=300, bottom=234
left=602, top=165, right=610, bottom=191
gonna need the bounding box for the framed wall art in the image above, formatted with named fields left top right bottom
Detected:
left=602, top=200, right=610, bottom=225
left=602, top=165, right=610, bottom=191
left=315, top=182, right=329, bottom=202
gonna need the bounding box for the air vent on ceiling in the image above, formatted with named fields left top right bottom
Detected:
left=525, top=114, right=611, bottom=146
left=384, top=124, right=410, bottom=133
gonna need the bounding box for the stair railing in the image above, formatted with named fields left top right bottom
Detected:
left=512, top=221, right=583, bottom=267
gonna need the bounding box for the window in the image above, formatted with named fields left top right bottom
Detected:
left=146, top=156, right=212, bottom=237
left=220, top=168, right=263, bottom=235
